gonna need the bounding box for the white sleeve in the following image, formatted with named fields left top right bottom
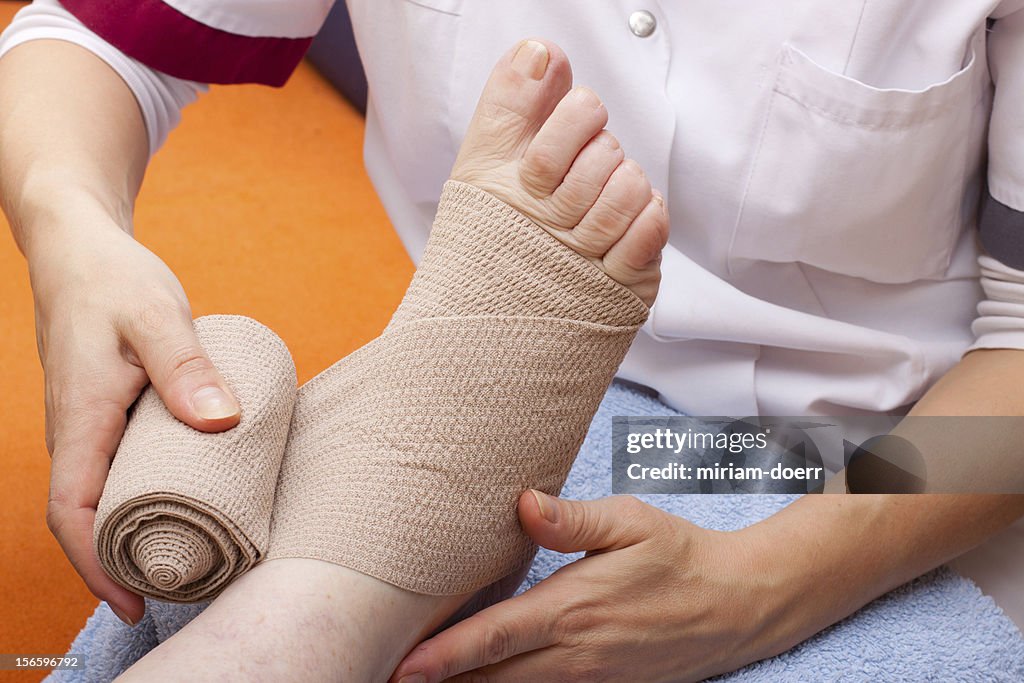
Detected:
left=0, top=0, right=207, bottom=156
left=966, top=6, right=1024, bottom=353
left=967, top=255, right=1024, bottom=351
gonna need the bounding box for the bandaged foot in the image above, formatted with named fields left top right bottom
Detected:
left=266, top=39, right=667, bottom=595
left=94, top=316, right=296, bottom=601
left=108, top=40, right=668, bottom=682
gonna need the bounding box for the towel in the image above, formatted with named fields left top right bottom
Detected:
left=48, top=379, right=1024, bottom=682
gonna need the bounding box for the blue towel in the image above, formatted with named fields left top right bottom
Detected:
left=49, top=380, right=1024, bottom=682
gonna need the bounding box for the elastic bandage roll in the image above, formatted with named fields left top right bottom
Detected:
left=94, top=316, right=296, bottom=602
left=267, top=181, right=649, bottom=595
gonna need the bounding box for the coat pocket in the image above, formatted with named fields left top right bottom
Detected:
left=729, top=35, right=988, bottom=283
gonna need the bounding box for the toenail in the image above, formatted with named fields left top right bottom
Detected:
left=512, top=40, right=549, bottom=80
left=572, top=86, right=602, bottom=109
left=598, top=132, right=620, bottom=150
left=653, top=191, right=667, bottom=215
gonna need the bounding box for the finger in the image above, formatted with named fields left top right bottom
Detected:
left=391, top=591, right=561, bottom=683
left=446, top=647, right=570, bottom=683
left=122, top=307, right=240, bottom=431
left=48, top=373, right=146, bottom=624
left=48, top=498, right=145, bottom=625
left=519, top=491, right=655, bottom=554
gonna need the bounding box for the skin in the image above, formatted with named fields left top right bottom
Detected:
left=1, top=33, right=1021, bottom=683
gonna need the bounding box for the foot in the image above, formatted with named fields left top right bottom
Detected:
left=451, top=39, right=668, bottom=307
left=116, top=41, right=667, bottom=683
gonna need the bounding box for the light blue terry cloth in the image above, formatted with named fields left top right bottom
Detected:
left=49, top=380, right=1024, bottom=682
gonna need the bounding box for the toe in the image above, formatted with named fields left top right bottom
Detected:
left=452, top=39, right=573, bottom=180
left=567, top=159, right=653, bottom=259
left=602, top=192, right=669, bottom=307
left=544, top=130, right=624, bottom=230
left=520, top=86, right=609, bottom=198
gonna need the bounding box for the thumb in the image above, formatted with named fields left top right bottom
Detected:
left=125, top=313, right=240, bottom=432
left=518, top=490, right=655, bottom=554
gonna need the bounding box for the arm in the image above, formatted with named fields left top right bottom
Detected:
left=1, top=0, right=337, bottom=625
left=745, top=348, right=1024, bottom=657
left=0, top=35, right=237, bottom=625
left=0, top=39, right=148, bottom=251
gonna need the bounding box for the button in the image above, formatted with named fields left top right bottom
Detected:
left=629, top=10, right=656, bottom=38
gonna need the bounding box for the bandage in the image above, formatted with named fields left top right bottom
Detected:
left=94, top=315, right=296, bottom=602
left=95, top=182, right=648, bottom=601
left=266, top=181, right=648, bottom=594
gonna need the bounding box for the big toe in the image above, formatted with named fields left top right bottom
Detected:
left=452, top=39, right=572, bottom=177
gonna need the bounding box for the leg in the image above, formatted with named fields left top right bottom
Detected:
left=120, top=39, right=668, bottom=682
left=117, top=559, right=462, bottom=681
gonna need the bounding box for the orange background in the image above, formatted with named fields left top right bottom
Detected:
left=0, top=2, right=412, bottom=679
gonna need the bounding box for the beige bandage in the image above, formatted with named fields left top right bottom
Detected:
left=94, top=315, right=296, bottom=602
left=266, top=181, right=649, bottom=594
left=96, top=182, right=648, bottom=600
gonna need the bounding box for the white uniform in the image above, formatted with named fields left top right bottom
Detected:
left=2, top=0, right=1023, bottom=626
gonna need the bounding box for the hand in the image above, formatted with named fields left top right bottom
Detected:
left=28, top=219, right=240, bottom=625
left=392, top=491, right=785, bottom=682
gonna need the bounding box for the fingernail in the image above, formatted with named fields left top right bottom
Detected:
left=530, top=489, right=560, bottom=524
left=109, top=603, right=136, bottom=627
left=398, top=675, right=426, bottom=683
left=191, top=386, right=239, bottom=420
left=511, top=40, right=549, bottom=80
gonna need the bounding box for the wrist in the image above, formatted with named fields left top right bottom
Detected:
left=731, top=494, right=904, bottom=659
left=687, top=526, right=801, bottom=673
left=718, top=525, right=801, bottom=656
left=22, top=205, right=129, bottom=271
left=24, top=215, right=135, bottom=310
left=8, top=180, right=132, bottom=263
